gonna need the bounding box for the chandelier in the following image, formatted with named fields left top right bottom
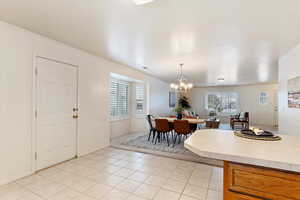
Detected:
left=170, top=63, right=194, bottom=92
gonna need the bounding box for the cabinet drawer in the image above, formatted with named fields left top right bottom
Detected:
left=226, top=191, right=262, bottom=200
left=225, top=162, right=300, bottom=200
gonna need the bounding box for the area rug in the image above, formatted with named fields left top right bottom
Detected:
left=116, top=132, right=223, bottom=166
left=121, top=135, right=195, bottom=156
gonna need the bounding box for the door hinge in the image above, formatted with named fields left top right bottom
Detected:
left=35, top=110, right=38, bottom=118
left=35, top=68, right=38, bottom=75
left=35, top=152, right=37, bottom=160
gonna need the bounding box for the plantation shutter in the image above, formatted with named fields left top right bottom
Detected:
left=136, top=85, right=145, bottom=113
left=110, top=80, right=129, bottom=118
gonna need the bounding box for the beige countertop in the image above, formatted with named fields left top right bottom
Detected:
left=184, top=129, right=300, bottom=172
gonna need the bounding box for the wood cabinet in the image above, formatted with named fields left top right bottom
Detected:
left=224, top=161, right=300, bottom=200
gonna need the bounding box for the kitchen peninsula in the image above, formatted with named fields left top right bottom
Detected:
left=184, top=129, right=300, bottom=200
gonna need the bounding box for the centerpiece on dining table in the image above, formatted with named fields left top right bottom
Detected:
left=173, top=106, right=184, bottom=119
left=173, top=95, right=192, bottom=120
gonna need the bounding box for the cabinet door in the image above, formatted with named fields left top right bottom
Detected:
left=225, top=162, right=300, bottom=199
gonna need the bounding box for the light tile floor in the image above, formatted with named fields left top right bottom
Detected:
left=0, top=147, right=223, bottom=200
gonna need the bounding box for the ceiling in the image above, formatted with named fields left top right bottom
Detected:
left=0, top=0, right=300, bottom=86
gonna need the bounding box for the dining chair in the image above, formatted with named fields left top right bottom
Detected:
left=189, top=123, right=198, bottom=132
left=231, top=112, right=250, bottom=130
left=146, top=115, right=156, bottom=142
left=154, top=119, right=173, bottom=146
left=173, top=120, right=193, bottom=146
left=185, top=116, right=198, bottom=131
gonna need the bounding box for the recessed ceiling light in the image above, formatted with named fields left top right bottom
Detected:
left=133, top=0, right=155, bottom=5
left=217, top=78, right=225, bottom=82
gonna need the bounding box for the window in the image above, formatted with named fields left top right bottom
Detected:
left=206, top=92, right=239, bottom=114
left=110, top=80, right=129, bottom=119
left=259, top=92, right=268, bottom=105
left=136, top=84, right=145, bottom=113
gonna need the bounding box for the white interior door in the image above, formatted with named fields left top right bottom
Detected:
left=36, top=57, right=78, bottom=170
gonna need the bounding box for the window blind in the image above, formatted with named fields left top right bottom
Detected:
left=110, top=80, right=129, bottom=118
left=136, top=85, right=145, bottom=113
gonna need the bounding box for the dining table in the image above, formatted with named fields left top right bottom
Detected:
left=155, top=117, right=206, bottom=124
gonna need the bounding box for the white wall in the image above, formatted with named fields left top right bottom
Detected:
left=0, top=22, right=33, bottom=186
left=149, top=77, right=173, bottom=116
left=187, top=83, right=278, bottom=126
left=110, top=119, right=131, bottom=138
left=0, top=21, right=170, bottom=185
left=279, top=43, right=300, bottom=135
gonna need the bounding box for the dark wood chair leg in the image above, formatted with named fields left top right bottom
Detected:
left=148, top=129, right=152, bottom=141
left=155, top=132, right=160, bottom=144
left=178, top=135, right=181, bottom=144
left=158, top=132, right=161, bottom=143
left=173, top=134, right=177, bottom=147
left=152, top=130, right=156, bottom=143
left=166, top=132, right=170, bottom=146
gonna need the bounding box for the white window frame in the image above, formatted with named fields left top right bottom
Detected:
left=109, top=78, right=130, bottom=121
left=259, top=92, right=268, bottom=105
left=135, top=84, right=146, bottom=114
left=205, top=92, right=239, bottom=116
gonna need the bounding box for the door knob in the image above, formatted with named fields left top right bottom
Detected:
left=73, top=114, right=79, bottom=119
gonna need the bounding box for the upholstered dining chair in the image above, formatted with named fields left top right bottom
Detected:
left=146, top=115, right=156, bottom=142
left=173, top=120, right=194, bottom=146
left=154, top=119, right=173, bottom=146
left=184, top=116, right=198, bottom=131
